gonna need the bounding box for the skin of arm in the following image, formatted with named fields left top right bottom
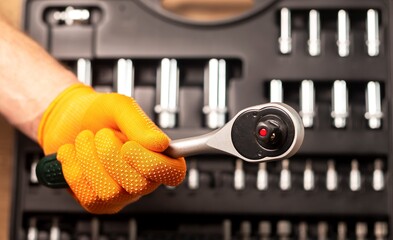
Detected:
left=0, top=16, right=79, bottom=141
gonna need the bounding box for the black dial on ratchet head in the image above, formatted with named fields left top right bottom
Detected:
left=231, top=106, right=295, bottom=160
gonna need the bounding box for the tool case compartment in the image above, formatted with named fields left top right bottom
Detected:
left=11, top=0, right=392, bottom=239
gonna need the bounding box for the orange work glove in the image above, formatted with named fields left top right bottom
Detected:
left=38, top=83, right=186, bottom=214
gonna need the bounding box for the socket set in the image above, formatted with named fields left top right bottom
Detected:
left=20, top=216, right=390, bottom=240
left=11, top=0, right=392, bottom=239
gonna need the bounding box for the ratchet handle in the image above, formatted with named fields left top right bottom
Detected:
left=36, top=103, right=304, bottom=188
left=36, top=133, right=218, bottom=188
left=36, top=153, right=68, bottom=188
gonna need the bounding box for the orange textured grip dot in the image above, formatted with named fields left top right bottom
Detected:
left=39, top=84, right=187, bottom=214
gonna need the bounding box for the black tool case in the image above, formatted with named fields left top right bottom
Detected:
left=11, top=0, right=392, bottom=239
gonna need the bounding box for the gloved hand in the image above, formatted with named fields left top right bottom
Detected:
left=38, top=83, right=186, bottom=214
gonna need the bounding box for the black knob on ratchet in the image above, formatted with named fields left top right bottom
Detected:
left=36, top=102, right=304, bottom=188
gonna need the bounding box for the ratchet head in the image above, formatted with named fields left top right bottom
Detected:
left=208, top=102, right=304, bottom=162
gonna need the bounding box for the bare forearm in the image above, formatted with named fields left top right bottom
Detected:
left=0, top=16, right=79, bottom=141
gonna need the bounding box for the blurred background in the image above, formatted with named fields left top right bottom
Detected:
left=0, top=1, right=252, bottom=238
left=0, top=1, right=22, bottom=239
left=2, top=0, right=390, bottom=239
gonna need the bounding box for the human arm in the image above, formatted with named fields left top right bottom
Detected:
left=0, top=16, right=186, bottom=214
left=0, top=15, right=78, bottom=140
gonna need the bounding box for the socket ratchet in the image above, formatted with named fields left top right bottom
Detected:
left=36, top=102, right=304, bottom=188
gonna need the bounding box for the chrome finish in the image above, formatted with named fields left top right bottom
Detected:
left=27, top=218, right=38, bottom=240
left=49, top=218, right=60, bottom=240
left=165, top=103, right=304, bottom=163
left=308, top=10, right=321, bottom=56
left=365, top=81, right=383, bottom=129
left=188, top=161, right=199, bottom=190
left=277, top=221, right=291, bottom=240
left=257, top=162, right=268, bottom=191
left=53, top=6, right=90, bottom=25
left=300, top=80, right=315, bottom=128
left=270, top=79, right=283, bottom=103
left=373, top=159, right=384, bottom=191
left=77, top=58, right=92, bottom=86
left=349, top=159, right=361, bottom=191
left=337, top=222, right=347, bottom=240
left=366, top=10, right=380, bottom=57
left=279, top=159, right=291, bottom=191
left=337, top=10, right=350, bottom=57
left=279, top=8, right=292, bottom=54
left=303, top=160, right=315, bottom=191
left=116, top=59, right=134, bottom=97
left=331, top=80, right=348, bottom=128
left=234, top=159, right=245, bottom=190
left=326, top=160, right=338, bottom=191
left=203, top=59, right=227, bottom=129
left=155, top=58, right=179, bottom=128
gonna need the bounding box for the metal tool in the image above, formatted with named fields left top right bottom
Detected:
left=366, top=9, right=380, bottom=57
left=116, top=58, right=134, bottom=98
left=77, top=58, right=92, bottom=86
left=279, top=159, right=291, bottom=191
left=27, top=218, right=38, bottom=240
left=203, top=58, right=227, bottom=129
left=257, top=162, right=268, bottom=191
left=240, top=221, right=252, bottom=240
left=337, top=10, right=350, bottom=57
left=53, top=6, right=90, bottom=26
left=365, top=81, right=383, bottom=129
left=303, top=160, right=315, bottom=191
left=374, top=222, right=388, bottom=240
left=308, top=10, right=321, bottom=56
left=349, top=159, right=361, bottom=191
left=337, top=222, right=347, bottom=240
left=356, top=222, right=368, bottom=240
left=331, top=80, right=348, bottom=128
left=279, top=8, right=292, bottom=54
left=258, top=221, right=271, bottom=240
left=300, top=80, right=315, bottom=128
left=167, top=102, right=304, bottom=160
left=317, top=222, right=328, bottom=240
left=326, top=160, right=338, bottom=191
left=128, top=219, right=137, bottom=240
left=223, top=219, right=232, bottom=240
left=270, top=79, right=283, bottom=103
left=30, top=155, right=40, bottom=184
left=49, top=218, right=60, bottom=240
left=91, top=218, right=100, bottom=240
left=298, top=222, right=308, bottom=240
left=36, top=102, right=304, bottom=188
left=155, top=58, right=179, bottom=128
left=187, top=160, right=199, bottom=190
left=234, top=159, right=246, bottom=190
left=373, top=158, right=384, bottom=191
left=277, top=221, right=291, bottom=240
